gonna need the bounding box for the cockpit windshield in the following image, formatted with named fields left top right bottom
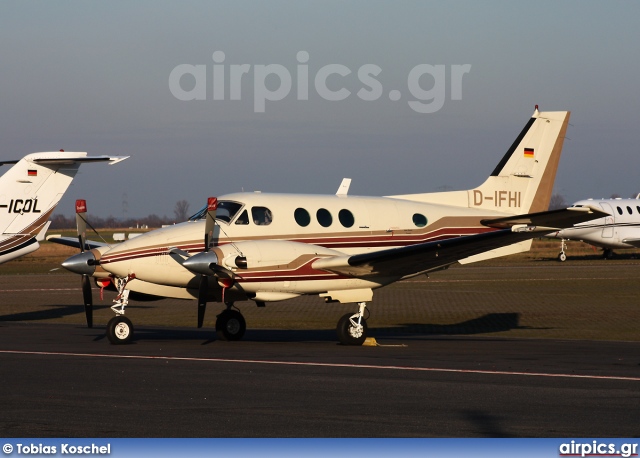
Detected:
left=188, top=200, right=244, bottom=224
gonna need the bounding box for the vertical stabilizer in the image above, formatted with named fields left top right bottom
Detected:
left=470, top=109, right=570, bottom=214
left=0, top=151, right=128, bottom=264
left=389, top=108, right=570, bottom=216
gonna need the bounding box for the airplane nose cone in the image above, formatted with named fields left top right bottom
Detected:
left=62, top=251, right=97, bottom=276
left=182, top=251, right=219, bottom=276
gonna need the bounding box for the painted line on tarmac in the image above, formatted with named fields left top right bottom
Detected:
left=411, top=278, right=620, bottom=283
left=0, top=288, right=78, bottom=292
left=1, top=349, right=638, bottom=382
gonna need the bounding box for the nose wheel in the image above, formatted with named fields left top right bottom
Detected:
left=107, top=316, right=134, bottom=345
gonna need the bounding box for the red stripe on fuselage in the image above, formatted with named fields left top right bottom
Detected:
left=99, top=226, right=496, bottom=266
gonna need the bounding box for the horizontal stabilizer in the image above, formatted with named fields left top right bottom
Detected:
left=481, top=206, right=609, bottom=230
left=622, top=238, right=640, bottom=248
left=33, top=155, right=129, bottom=165
left=1, top=155, right=129, bottom=167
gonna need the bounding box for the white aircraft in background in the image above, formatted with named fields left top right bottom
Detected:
left=0, top=151, right=128, bottom=264
left=548, top=196, right=640, bottom=261
left=54, top=108, right=606, bottom=345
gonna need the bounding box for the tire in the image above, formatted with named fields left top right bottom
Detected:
left=216, top=309, right=246, bottom=341
left=106, top=316, right=134, bottom=345
left=336, top=313, right=368, bottom=346
left=558, top=252, right=567, bottom=262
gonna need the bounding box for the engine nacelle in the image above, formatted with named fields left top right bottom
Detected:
left=213, top=240, right=343, bottom=271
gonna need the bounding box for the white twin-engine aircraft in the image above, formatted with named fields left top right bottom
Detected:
left=548, top=196, right=640, bottom=261
left=0, top=151, right=128, bottom=265
left=55, top=108, right=607, bottom=345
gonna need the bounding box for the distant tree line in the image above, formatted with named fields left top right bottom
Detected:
left=49, top=213, right=176, bottom=229
left=49, top=200, right=193, bottom=230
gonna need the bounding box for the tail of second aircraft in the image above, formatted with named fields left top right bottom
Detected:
left=391, top=107, right=571, bottom=215
left=0, top=151, right=128, bottom=263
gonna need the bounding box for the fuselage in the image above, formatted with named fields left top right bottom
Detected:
left=549, top=198, right=640, bottom=249
left=92, top=192, right=514, bottom=300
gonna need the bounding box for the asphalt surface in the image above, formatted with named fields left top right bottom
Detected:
left=1, top=266, right=639, bottom=437
left=1, top=322, right=639, bottom=437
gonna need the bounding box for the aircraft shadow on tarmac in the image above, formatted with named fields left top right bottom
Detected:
left=0, top=305, right=147, bottom=323
left=104, top=312, right=539, bottom=344
left=1, top=308, right=539, bottom=343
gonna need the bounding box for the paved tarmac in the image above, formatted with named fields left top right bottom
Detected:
left=0, top=266, right=639, bottom=437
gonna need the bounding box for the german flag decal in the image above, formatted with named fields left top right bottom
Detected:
left=524, top=148, right=534, bottom=158
left=27, top=169, right=37, bottom=176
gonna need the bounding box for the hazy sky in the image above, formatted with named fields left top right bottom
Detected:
left=1, top=1, right=639, bottom=218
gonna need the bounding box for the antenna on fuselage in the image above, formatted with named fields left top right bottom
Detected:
left=336, top=178, right=351, bottom=196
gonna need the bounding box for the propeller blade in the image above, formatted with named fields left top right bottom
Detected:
left=81, top=274, right=93, bottom=328
left=197, top=275, right=208, bottom=328
left=75, top=200, right=88, bottom=252
left=203, top=197, right=217, bottom=252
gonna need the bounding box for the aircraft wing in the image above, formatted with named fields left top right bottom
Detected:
left=312, top=207, right=606, bottom=279
left=46, top=236, right=109, bottom=250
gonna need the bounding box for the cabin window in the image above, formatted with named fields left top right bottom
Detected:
left=413, top=213, right=428, bottom=227
left=235, top=210, right=249, bottom=225
left=251, top=207, right=273, bottom=225
left=317, top=208, right=332, bottom=227
left=294, top=208, right=311, bottom=227
left=338, top=209, right=354, bottom=228
left=627, top=206, right=633, bottom=215
left=617, top=206, right=623, bottom=215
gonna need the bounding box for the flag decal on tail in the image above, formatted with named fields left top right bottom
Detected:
left=27, top=169, right=37, bottom=176
left=524, top=148, right=534, bottom=158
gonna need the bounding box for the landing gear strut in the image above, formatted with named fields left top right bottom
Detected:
left=106, top=275, right=135, bottom=345
left=216, top=303, right=246, bottom=341
left=557, top=239, right=567, bottom=262
left=336, top=302, right=369, bottom=346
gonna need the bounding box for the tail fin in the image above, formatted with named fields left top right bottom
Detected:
left=389, top=108, right=570, bottom=215
left=470, top=108, right=570, bottom=214
left=0, top=151, right=127, bottom=263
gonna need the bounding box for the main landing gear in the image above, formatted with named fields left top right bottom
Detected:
left=336, top=302, right=369, bottom=346
left=103, top=274, right=369, bottom=346
left=216, top=304, right=246, bottom=341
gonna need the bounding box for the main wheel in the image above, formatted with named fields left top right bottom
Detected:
left=106, top=316, right=134, bottom=345
left=216, top=309, right=246, bottom=341
left=336, top=313, right=368, bottom=346
left=603, top=249, right=613, bottom=260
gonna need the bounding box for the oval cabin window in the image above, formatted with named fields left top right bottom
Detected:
left=317, top=208, right=333, bottom=227
left=294, top=208, right=311, bottom=227
left=413, top=213, right=428, bottom=228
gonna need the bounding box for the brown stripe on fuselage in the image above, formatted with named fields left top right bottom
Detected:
left=100, top=215, right=496, bottom=265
